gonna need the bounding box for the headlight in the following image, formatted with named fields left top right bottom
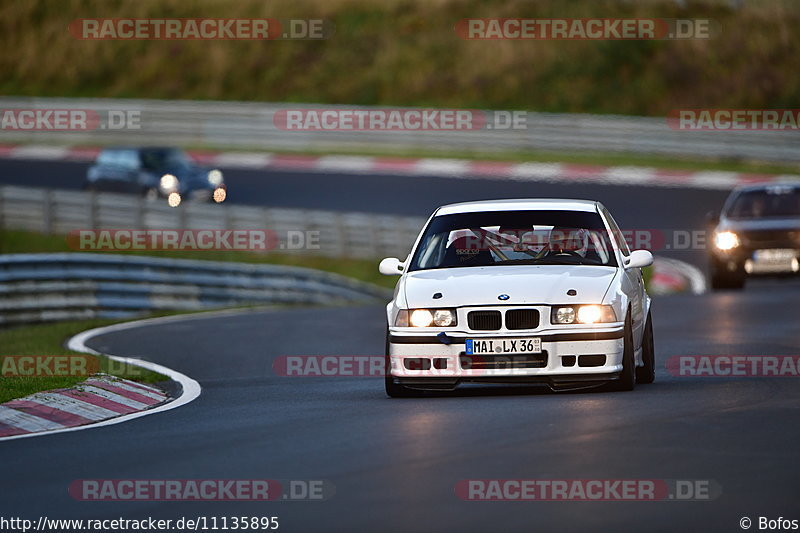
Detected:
left=395, top=308, right=457, bottom=327
left=208, top=169, right=223, bottom=186
left=551, top=305, right=616, bottom=324
left=714, top=231, right=739, bottom=251
left=410, top=309, right=434, bottom=327
left=433, top=309, right=456, bottom=327
left=160, top=174, right=178, bottom=192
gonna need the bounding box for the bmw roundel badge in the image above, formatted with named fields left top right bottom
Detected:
left=498, top=294, right=510, bottom=301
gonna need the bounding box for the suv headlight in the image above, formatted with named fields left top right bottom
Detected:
left=395, top=308, right=457, bottom=327
left=714, top=231, right=739, bottom=251
left=551, top=305, right=616, bottom=324
left=208, top=169, right=223, bottom=186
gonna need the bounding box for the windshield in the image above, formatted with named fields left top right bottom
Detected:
left=140, top=149, right=193, bottom=170
left=726, top=186, right=800, bottom=219
left=408, top=209, right=617, bottom=271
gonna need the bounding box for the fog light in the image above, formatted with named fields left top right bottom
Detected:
left=167, top=192, right=182, bottom=208
left=213, top=187, right=226, bottom=203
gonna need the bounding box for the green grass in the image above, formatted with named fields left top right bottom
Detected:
left=0, top=319, right=167, bottom=404
left=1, top=0, right=799, bottom=117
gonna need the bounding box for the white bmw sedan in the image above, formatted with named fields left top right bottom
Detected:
left=379, top=199, right=655, bottom=397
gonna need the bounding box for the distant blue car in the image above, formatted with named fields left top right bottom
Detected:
left=85, top=147, right=226, bottom=206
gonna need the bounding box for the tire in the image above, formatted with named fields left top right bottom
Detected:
left=636, top=310, right=655, bottom=384
left=384, top=329, right=423, bottom=398
left=608, top=311, right=635, bottom=392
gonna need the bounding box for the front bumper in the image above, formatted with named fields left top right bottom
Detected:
left=388, top=327, right=625, bottom=386
left=710, top=247, right=800, bottom=276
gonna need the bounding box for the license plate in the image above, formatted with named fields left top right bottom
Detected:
left=754, top=249, right=797, bottom=262
left=465, top=338, right=542, bottom=355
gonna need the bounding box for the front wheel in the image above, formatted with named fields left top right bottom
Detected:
left=636, top=310, right=655, bottom=384
left=608, top=311, right=635, bottom=392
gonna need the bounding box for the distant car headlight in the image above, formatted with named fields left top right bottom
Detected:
left=208, top=169, right=223, bottom=186
left=395, top=309, right=457, bottom=327
left=714, top=231, right=739, bottom=251
left=551, top=305, right=616, bottom=324
left=167, top=192, right=182, bottom=208
left=160, top=174, right=179, bottom=192
left=213, top=187, right=226, bottom=203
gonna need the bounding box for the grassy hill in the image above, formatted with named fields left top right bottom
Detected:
left=1, top=0, right=799, bottom=115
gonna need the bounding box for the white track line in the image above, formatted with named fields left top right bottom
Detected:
left=0, top=309, right=274, bottom=441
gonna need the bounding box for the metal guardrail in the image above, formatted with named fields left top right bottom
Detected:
left=1, top=97, right=799, bottom=163
left=0, top=184, right=417, bottom=324
left=0, top=253, right=392, bottom=325
left=0, top=185, right=426, bottom=260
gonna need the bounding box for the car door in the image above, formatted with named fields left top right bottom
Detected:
left=91, top=150, right=122, bottom=191
left=116, top=149, right=143, bottom=193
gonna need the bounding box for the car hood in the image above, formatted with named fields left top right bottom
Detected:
left=402, top=265, right=618, bottom=308
left=171, top=166, right=210, bottom=182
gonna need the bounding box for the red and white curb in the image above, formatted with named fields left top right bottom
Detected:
left=2, top=143, right=799, bottom=190
left=0, top=312, right=214, bottom=441
left=650, top=257, right=707, bottom=295
left=0, top=374, right=168, bottom=438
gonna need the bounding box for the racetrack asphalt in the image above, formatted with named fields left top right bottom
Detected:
left=2, top=157, right=798, bottom=532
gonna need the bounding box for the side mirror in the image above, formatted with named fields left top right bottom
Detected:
left=625, top=249, right=654, bottom=270
left=379, top=257, right=405, bottom=276
left=705, top=210, right=720, bottom=225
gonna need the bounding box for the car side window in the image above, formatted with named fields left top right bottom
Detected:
left=602, top=208, right=631, bottom=256
left=97, top=150, right=120, bottom=166
left=118, top=150, right=141, bottom=170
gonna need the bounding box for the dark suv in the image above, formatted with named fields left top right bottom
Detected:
left=84, top=147, right=227, bottom=205
left=707, top=183, right=800, bottom=289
